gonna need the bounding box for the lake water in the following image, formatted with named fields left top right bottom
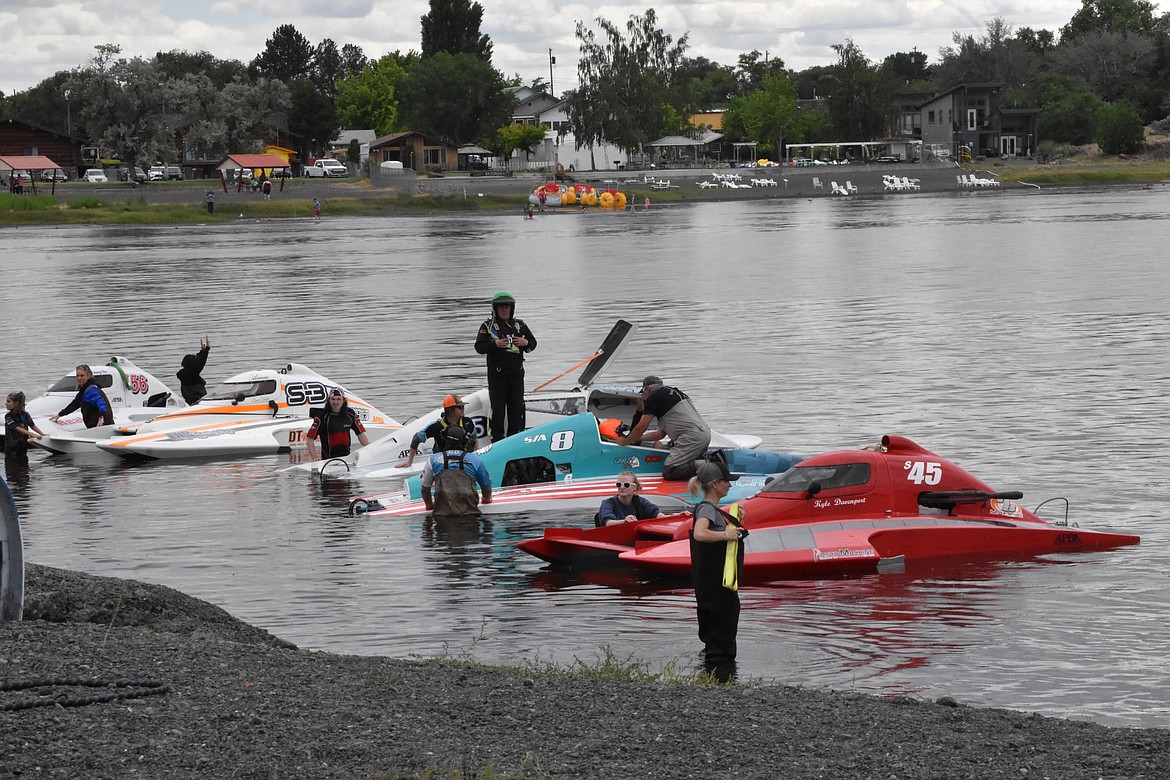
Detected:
left=3, top=186, right=1168, bottom=729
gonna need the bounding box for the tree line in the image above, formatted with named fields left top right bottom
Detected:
left=2, top=0, right=1167, bottom=168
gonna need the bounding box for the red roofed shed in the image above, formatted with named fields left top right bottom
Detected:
left=215, top=154, right=292, bottom=192
left=0, top=155, right=66, bottom=194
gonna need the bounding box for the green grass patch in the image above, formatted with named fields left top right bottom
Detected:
left=0, top=193, right=58, bottom=211
left=979, top=158, right=1170, bottom=186
left=66, top=196, right=106, bottom=209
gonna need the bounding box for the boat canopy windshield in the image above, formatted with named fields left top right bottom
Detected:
left=205, top=380, right=278, bottom=401
left=47, top=373, right=114, bottom=392
left=761, top=462, right=871, bottom=493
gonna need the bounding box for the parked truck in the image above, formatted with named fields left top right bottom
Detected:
left=304, top=159, right=348, bottom=178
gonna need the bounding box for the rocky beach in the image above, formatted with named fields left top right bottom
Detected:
left=2, top=564, right=1167, bottom=779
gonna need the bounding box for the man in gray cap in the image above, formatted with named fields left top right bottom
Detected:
left=617, top=375, right=712, bottom=480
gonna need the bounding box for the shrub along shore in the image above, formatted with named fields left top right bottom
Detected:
left=3, top=157, right=1169, bottom=227
left=2, top=564, right=1168, bottom=779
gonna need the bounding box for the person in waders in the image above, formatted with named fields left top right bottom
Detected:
left=420, top=425, right=493, bottom=517
left=688, top=460, right=745, bottom=682
left=617, top=376, right=712, bottom=481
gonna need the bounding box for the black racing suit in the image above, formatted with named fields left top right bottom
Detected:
left=474, top=312, right=536, bottom=441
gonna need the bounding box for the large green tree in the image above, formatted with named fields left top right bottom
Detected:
left=399, top=53, right=513, bottom=144
left=724, top=73, right=797, bottom=159
left=1062, top=0, right=1160, bottom=41
left=251, top=24, right=314, bottom=83
left=336, top=53, right=416, bottom=136
left=420, top=0, right=493, bottom=61
left=823, top=40, right=895, bottom=140
left=287, top=77, right=339, bottom=153
left=494, top=123, right=547, bottom=160
left=1095, top=102, right=1145, bottom=153
left=6, top=70, right=75, bottom=135
left=67, top=45, right=189, bottom=168
left=567, top=9, right=688, bottom=157
left=179, top=74, right=290, bottom=158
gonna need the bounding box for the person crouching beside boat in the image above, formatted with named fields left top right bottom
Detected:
left=595, top=470, right=661, bottom=526
left=421, top=426, right=493, bottom=517
left=689, top=460, right=745, bottom=682
left=399, top=393, right=478, bottom=469
left=617, top=376, right=712, bottom=481
left=305, top=387, right=370, bottom=462
left=49, top=365, right=114, bottom=428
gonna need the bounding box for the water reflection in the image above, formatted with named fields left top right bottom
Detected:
left=2, top=189, right=1169, bottom=726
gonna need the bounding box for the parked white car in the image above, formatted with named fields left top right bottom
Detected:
left=305, top=159, right=348, bottom=178
left=148, top=166, right=165, bottom=181
left=81, top=169, right=109, bottom=183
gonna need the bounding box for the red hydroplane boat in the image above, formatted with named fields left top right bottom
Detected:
left=516, top=435, right=1140, bottom=583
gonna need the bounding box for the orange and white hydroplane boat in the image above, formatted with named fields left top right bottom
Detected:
left=79, top=363, right=400, bottom=460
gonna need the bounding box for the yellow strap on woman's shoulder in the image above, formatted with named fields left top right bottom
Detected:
left=721, top=503, right=745, bottom=591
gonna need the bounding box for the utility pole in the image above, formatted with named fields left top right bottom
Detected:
left=549, top=49, right=555, bottom=95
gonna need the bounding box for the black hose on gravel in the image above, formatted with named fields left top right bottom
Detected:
left=0, top=677, right=170, bottom=711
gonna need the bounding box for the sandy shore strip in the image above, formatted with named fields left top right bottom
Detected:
left=2, top=564, right=1167, bottom=779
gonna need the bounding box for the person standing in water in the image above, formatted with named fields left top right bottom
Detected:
left=688, top=460, right=745, bottom=682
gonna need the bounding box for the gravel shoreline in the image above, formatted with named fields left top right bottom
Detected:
left=3, top=564, right=1167, bottom=779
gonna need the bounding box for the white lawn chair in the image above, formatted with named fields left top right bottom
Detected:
left=831, top=181, right=848, bottom=195
left=900, top=177, right=921, bottom=191
left=844, top=180, right=858, bottom=194
left=812, top=176, right=823, bottom=190
left=697, top=180, right=718, bottom=189
left=884, top=175, right=903, bottom=191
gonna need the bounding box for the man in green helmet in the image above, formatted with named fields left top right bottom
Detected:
left=474, top=292, right=537, bottom=441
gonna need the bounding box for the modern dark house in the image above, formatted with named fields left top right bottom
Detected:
left=915, top=84, right=1040, bottom=158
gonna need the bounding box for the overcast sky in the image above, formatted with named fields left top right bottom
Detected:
left=0, top=0, right=1100, bottom=98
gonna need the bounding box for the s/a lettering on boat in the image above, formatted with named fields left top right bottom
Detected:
left=904, top=460, right=942, bottom=485
left=284, top=382, right=329, bottom=406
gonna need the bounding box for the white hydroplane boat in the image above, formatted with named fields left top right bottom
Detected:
left=84, top=363, right=400, bottom=460
left=31, top=357, right=186, bottom=455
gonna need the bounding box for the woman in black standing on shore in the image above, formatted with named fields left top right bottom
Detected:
left=688, top=460, right=745, bottom=682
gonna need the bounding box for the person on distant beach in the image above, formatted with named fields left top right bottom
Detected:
left=595, top=470, right=661, bottom=527
left=5, top=391, right=44, bottom=458
left=420, top=425, right=492, bottom=517
left=313, top=198, right=322, bottom=221
left=176, top=336, right=212, bottom=405
left=305, top=387, right=370, bottom=462
left=50, top=365, right=114, bottom=429
left=474, top=292, right=537, bottom=442
left=526, top=202, right=535, bottom=219
left=617, top=376, right=712, bottom=481
left=399, top=394, right=478, bottom=469
left=645, top=197, right=651, bottom=210
left=206, top=191, right=215, bottom=215
left=261, top=177, right=272, bottom=200
left=689, top=460, right=744, bottom=681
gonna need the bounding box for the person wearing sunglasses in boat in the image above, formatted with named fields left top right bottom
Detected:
left=595, top=471, right=661, bottom=527
left=689, top=460, right=745, bottom=682
left=399, top=393, right=478, bottom=469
